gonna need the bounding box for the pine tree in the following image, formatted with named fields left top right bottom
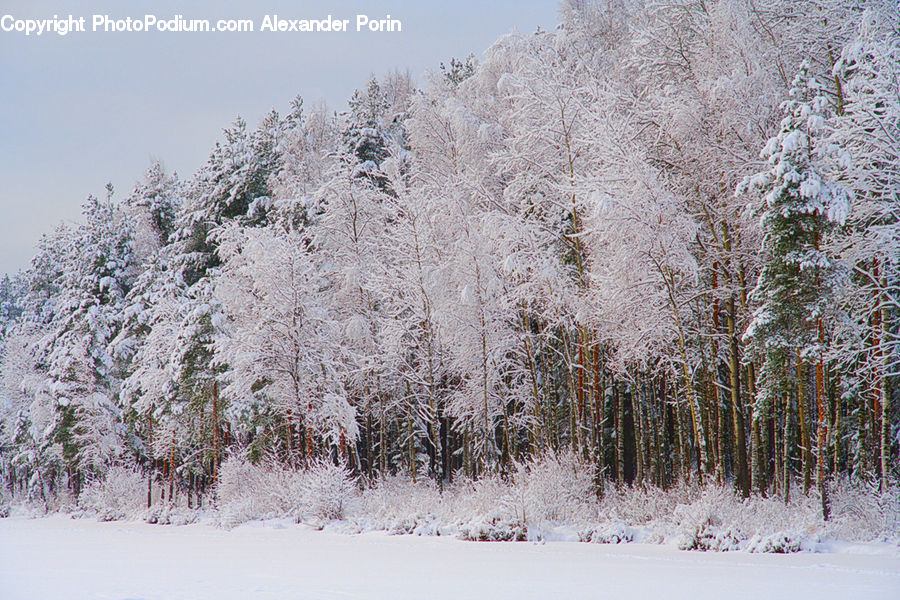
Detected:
left=37, top=193, right=139, bottom=489
left=126, top=161, right=182, bottom=249
left=741, top=64, right=850, bottom=514
left=343, top=74, right=412, bottom=190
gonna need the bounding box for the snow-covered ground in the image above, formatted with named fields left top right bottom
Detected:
left=1, top=516, right=898, bottom=600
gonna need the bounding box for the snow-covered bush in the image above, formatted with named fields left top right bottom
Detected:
left=145, top=504, right=200, bottom=526
left=825, top=478, right=900, bottom=542
left=78, top=465, right=146, bottom=521
left=723, top=490, right=822, bottom=539
left=669, top=486, right=739, bottom=550
left=579, top=520, right=635, bottom=544
left=745, top=532, right=814, bottom=554
left=659, top=479, right=899, bottom=551
left=301, top=460, right=356, bottom=521
left=501, top=451, right=596, bottom=538
left=455, top=476, right=512, bottom=525
left=209, top=454, right=899, bottom=548
left=216, top=456, right=306, bottom=527
left=598, top=480, right=701, bottom=528
left=458, top=517, right=528, bottom=541
left=216, top=456, right=357, bottom=527
left=357, top=474, right=447, bottom=534
left=454, top=476, right=526, bottom=541
left=677, top=523, right=744, bottom=552
left=509, top=451, right=596, bottom=523
left=0, top=483, right=11, bottom=518
left=594, top=482, right=828, bottom=551
left=358, top=474, right=517, bottom=537
left=354, top=453, right=596, bottom=541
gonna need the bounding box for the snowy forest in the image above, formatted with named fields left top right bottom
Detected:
left=0, top=0, right=897, bottom=545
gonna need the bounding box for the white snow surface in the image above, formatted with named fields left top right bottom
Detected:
left=1, top=516, right=898, bottom=600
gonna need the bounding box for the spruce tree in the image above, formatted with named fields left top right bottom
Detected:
left=741, top=63, right=850, bottom=514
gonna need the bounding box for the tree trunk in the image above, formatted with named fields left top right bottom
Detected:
left=147, top=412, right=153, bottom=509
left=615, top=380, right=625, bottom=486
left=651, top=381, right=663, bottom=488
left=380, top=398, right=387, bottom=476
left=521, top=315, right=543, bottom=454
left=711, top=268, right=726, bottom=484
left=832, top=379, right=841, bottom=477
left=631, top=374, right=644, bottom=487
left=168, top=437, right=175, bottom=506
left=212, top=380, right=220, bottom=488
left=816, top=352, right=830, bottom=520
left=879, top=280, right=892, bottom=494
left=576, top=330, right=586, bottom=456
left=727, top=297, right=749, bottom=496
left=592, top=341, right=604, bottom=475
left=773, top=392, right=783, bottom=497
left=675, top=395, right=689, bottom=483
left=408, top=414, right=416, bottom=482
left=783, top=389, right=792, bottom=504
left=709, top=369, right=724, bottom=484
left=796, top=353, right=812, bottom=494
left=857, top=385, right=869, bottom=478
left=673, top=312, right=708, bottom=482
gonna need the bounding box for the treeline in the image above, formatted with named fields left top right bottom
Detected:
left=0, top=0, right=897, bottom=517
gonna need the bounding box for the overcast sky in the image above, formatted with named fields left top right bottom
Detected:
left=0, top=0, right=560, bottom=276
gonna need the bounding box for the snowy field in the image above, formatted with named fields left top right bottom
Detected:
left=1, top=516, right=897, bottom=600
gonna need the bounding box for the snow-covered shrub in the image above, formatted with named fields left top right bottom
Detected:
left=357, top=474, right=522, bottom=538
left=579, top=520, right=635, bottom=544
left=216, top=456, right=305, bottom=527
left=724, top=489, right=821, bottom=539
left=595, top=481, right=833, bottom=550
left=220, top=458, right=897, bottom=547
left=357, top=475, right=447, bottom=534
left=0, top=483, right=11, bottom=518
left=461, top=475, right=512, bottom=518
left=78, top=465, right=146, bottom=521
left=745, top=532, right=813, bottom=554
left=504, top=451, right=596, bottom=531
left=300, top=460, right=356, bottom=521
left=146, top=504, right=199, bottom=526
left=670, top=486, right=738, bottom=550
left=370, top=453, right=597, bottom=542
left=599, top=480, right=701, bottom=528
left=645, top=484, right=824, bottom=551
left=383, top=513, right=445, bottom=536
left=450, top=476, right=529, bottom=541
left=825, top=478, right=900, bottom=542
left=677, top=524, right=744, bottom=552
left=458, top=516, right=528, bottom=541
left=216, top=456, right=357, bottom=526
left=668, top=480, right=898, bottom=549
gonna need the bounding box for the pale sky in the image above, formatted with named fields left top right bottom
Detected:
left=0, top=0, right=560, bottom=276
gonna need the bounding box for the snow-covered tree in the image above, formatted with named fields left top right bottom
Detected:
left=827, top=6, right=900, bottom=492
left=740, top=64, right=851, bottom=515
left=214, top=224, right=357, bottom=463
left=126, top=161, right=182, bottom=251
left=27, top=194, right=139, bottom=489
